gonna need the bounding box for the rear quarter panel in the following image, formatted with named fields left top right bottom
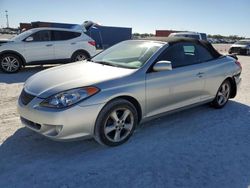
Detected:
left=202, top=56, right=240, bottom=98
left=74, top=34, right=96, bottom=57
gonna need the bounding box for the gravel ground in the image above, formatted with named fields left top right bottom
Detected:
left=0, top=54, right=250, bottom=188
left=0, top=34, right=16, bottom=40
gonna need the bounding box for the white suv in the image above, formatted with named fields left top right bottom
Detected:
left=0, top=27, right=96, bottom=73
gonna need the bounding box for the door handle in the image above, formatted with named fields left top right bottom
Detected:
left=46, top=44, right=53, bottom=47
left=71, top=42, right=76, bottom=45
left=196, top=72, right=204, bottom=77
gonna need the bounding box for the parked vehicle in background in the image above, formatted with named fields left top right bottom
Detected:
left=229, top=40, right=250, bottom=55
left=169, top=32, right=207, bottom=41
left=18, top=38, right=242, bottom=146
left=0, top=27, right=96, bottom=73
left=207, top=38, right=214, bottom=43
left=200, top=33, right=207, bottom=41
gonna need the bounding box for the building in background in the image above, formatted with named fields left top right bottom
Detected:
left=155, top=30, right=180, bottom=37
left=19, top=23, right=32, bottom=30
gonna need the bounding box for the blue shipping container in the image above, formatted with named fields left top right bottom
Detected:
left=86, top=25, right=132, bottom=49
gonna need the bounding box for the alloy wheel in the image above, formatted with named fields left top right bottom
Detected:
left=104, top=108, right=134, bottom=142
left=1, top=56, right=20, bottom=72
left=75, top=54, right=87, bottom=61
left=217, top=82, right=230, bottom=106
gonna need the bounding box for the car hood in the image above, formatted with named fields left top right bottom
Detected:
left=24, top=61, right=135, bottom=98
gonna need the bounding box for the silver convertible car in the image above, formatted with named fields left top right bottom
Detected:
left=18, top=38, right=242, bottom=146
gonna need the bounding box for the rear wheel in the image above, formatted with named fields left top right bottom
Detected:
left=71, top=51, right=88, bottom=62
left=211, top=80, right=231, bottom=108
left=0, top=54, right=22, bottom=73
left=94, top=99, right=138, bottom=146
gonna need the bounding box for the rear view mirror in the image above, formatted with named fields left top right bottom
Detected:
left=25, top=36, right=33, bottom=42
left=153, top=61, right=172, bottom=72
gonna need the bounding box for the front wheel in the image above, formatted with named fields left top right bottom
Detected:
left=94, top=99, right=138, bottom=146
left=211, top=80, right=231, bottom=108
left=0, top=54, right=22, bottom=73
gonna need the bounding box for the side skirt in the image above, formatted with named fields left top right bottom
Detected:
left=140, top=98, right=214, bottom=124
left=25, top=59, right=71, bottom=66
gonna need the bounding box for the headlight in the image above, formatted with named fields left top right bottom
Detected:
left=40, top=86, right=99, bottom=108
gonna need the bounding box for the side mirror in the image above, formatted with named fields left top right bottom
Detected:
left=25, top=36, right=33, bottom=42
left=153, top=61, right=172, bottom=72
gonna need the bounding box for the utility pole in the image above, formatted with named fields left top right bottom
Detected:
left=5, top=10, right=9, bottom=28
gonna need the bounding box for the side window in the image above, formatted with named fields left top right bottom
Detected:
left=157, top=43, right=199, bottom=68
left=183, top=45, right=195, bottom=55
left=52, top=31, right=81, bottom=41
left=30, top=30, right=51, bottom=42
left=195, top=44, right=214, bottom=62
left=167, top=44, right=185, bottom=68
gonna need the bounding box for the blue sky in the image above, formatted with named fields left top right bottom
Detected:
left=0, top=0, right=249, bottom=37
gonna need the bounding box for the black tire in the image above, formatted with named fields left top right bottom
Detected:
left=94, top=99, right=138, bottom=146
left=211, top=80, right=231, bottom=109
left=0, top=54, right=22, bottom=73
left=71, top=51, right=89, bottom=62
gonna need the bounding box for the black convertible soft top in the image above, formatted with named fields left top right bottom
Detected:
left=160, top=37, right=222, bottom=58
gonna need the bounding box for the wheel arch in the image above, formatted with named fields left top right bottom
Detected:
left=225, top=77, right=237, bottom=98
left=0, top=50, right=26, bottom=66
left=103, top=95, right=142, bottom=124
left=94, top=95, right=141, bottom=146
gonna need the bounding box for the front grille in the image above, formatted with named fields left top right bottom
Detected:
left=20, top=89, right=36, bottom=105
left=20, top=117, right=41, bottom=130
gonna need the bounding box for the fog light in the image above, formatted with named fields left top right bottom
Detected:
left=55, top=125, right=63, bottom=134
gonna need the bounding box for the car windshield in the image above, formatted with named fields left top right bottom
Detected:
left=91, top=41, right=163, bottom=69
left=10, top=30, right=34, bottom=41
left=235, top=41, right=250, bottom=45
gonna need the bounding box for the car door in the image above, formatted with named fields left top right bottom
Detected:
left=194, top=43, right=227, bottom=101
left=24, top=30, right=54, bottom=63
left=52, top=30, right=81, bottom=60
left=145, top=42, right=206, bottom=117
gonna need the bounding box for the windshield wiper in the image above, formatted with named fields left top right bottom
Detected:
left=94, top=61, right=119, bottom=67
left=91, top=60, right=137, bottom=69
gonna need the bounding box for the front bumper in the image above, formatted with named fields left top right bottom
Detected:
left=17, top=97, right=105, bottom=141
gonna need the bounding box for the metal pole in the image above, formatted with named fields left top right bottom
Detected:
left=5, top=10, right=9, bottom=28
